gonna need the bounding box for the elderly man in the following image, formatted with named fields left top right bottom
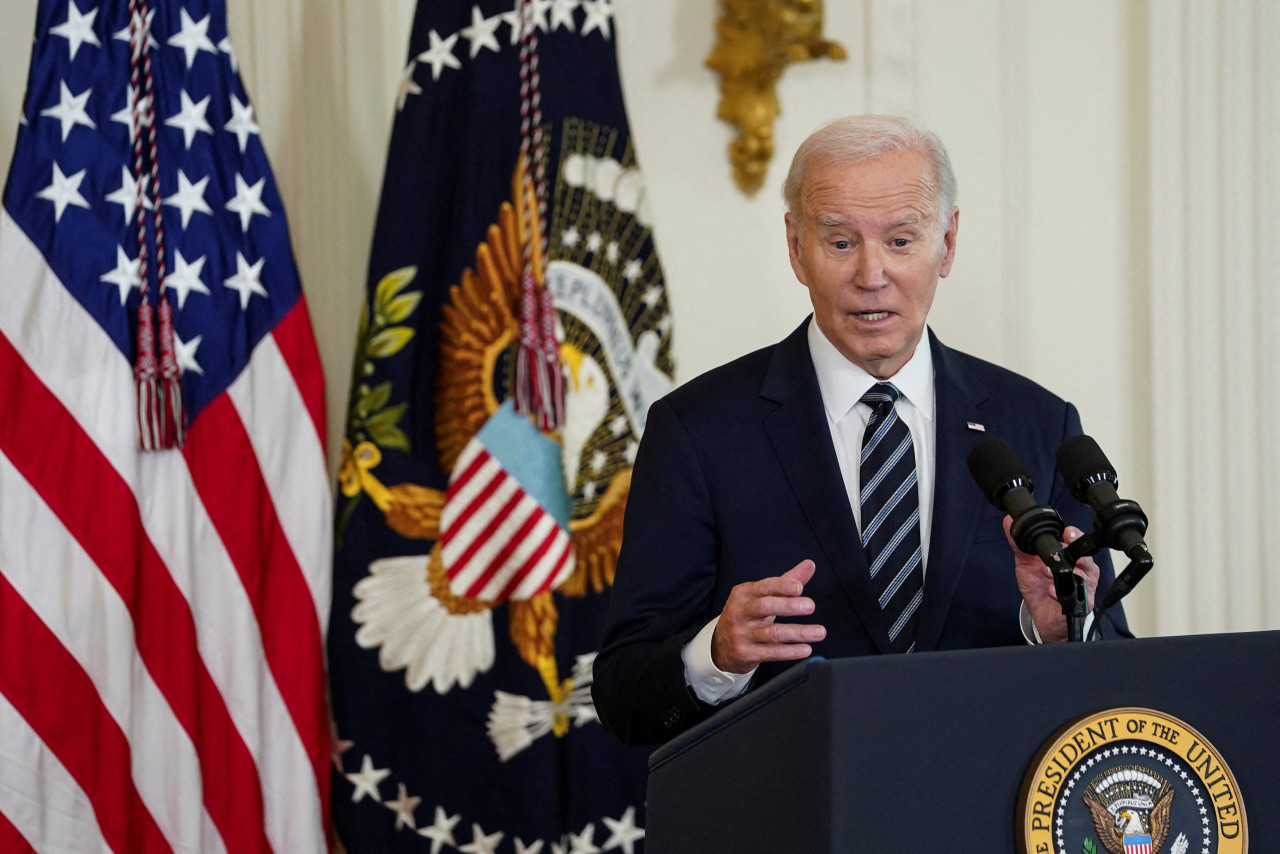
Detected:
left=592, top=115, right=1129, bottom=747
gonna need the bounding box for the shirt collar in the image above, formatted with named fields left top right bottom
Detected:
left=807, top=318, right=936, bottom=423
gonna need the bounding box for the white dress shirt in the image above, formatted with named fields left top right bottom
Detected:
left=806, top=319, right=937, bottom=566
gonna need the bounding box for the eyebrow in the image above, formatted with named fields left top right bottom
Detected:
left=814, top=214, right=925, bottom=229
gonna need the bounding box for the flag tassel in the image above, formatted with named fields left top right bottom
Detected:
left=512, top=2, right=563, bottom=434
left=134, top=299, right=165, bottom=450
left=126, top=0, right=184, bottom=450
left=157, top=294, right=185, bottom=447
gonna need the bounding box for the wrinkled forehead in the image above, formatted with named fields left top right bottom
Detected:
left=797, top=152, right=941, bottom=225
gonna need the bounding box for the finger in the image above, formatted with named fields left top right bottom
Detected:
left=768, top=594, right=817, bottom=617
left=750, top=642, right=814, bottom=662
left=752, top=563, right=815, bottom=598
left=732, top=594, right=816, bottom=621
left=1067, top=545, right=1100, bottom=577
left=754, top=621, right=826, bottom=646
left=781, top=558, right=816, bottom=587
left=1073, top=560, right=1100, bottom=581
left=740, top=624, right=826, bottom=664
left=744, top=576, right=802, bottom=600
left=1002, top=515, right=1016, bottom=548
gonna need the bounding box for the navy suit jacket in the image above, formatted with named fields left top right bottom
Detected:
left=592, top=322, right=1130, bottom=746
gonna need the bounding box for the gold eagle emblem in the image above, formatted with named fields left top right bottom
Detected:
left=339, top=162, right=629, bottom=731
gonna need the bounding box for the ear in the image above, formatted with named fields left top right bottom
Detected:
left=938, top=207, right=959, bottom=278
left=784, top=211, right=808, bottom=285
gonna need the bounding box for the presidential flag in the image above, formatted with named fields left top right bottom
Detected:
left=0, top=1, right=331, bottom=851
left=329, top=1, right=671, bottom=851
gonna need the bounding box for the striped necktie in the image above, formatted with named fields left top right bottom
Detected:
left=859, top=382, right=923, bottom=653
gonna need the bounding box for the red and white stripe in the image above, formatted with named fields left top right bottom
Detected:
left=439, top=441, right=574, bottom=602
left=0, top=206, right=331, bottom=852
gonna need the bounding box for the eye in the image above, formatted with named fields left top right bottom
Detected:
left=833, top=240, right=850, bottom=250
left=891, top=237, right=911, bottom=248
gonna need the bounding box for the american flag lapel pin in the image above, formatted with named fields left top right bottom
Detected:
left=967, top=421, right=986, bottom=432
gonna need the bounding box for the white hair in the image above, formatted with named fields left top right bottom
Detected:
left=781, top=114, right=958, bottom=230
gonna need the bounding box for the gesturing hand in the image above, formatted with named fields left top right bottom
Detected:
left=710, top=559, right=827, bottom=674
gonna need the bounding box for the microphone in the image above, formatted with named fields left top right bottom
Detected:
left=1055, top=434, right=1152, bottom=609
left=966, top=438, right=1078, bottom=585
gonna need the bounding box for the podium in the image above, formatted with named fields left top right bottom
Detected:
left=646, top=631, right=1279, bottom=852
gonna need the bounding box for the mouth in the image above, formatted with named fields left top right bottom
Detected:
left=853, top=310, right=892, bottom=322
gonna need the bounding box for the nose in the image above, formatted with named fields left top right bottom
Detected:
left=856, top=243, right=888, bottom=289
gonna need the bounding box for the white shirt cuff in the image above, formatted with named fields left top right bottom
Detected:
left=1019, top=600, right=1096, bottom=644
left=681, top=615, right=756, bottom=704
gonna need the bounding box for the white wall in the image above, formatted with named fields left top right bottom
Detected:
left=2, top=0, right=1276, bottom=639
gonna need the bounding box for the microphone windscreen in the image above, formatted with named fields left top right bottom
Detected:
left=966, top=437, right=1029, bottom=505
left=1055, top=434, right=1116, bottom=500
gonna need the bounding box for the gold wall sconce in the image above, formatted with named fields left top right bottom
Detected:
left=706, top=0, right=847, bottom=195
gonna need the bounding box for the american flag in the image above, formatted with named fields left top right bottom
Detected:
left=0, top=1, right=331, bottom=851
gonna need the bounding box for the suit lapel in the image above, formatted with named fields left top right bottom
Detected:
left=760, top=323, right=894, bottom=654
left=914, top=332, right=994, bottom=650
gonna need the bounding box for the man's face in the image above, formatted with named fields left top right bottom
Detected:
left=785, top=149, right=958, bottom=379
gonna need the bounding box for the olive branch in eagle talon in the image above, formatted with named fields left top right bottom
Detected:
left=335, top=268, right=422, bottom=546
left=348, top=267, right=422, bottom=453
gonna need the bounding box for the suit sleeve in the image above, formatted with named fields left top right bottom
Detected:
left=1052, top=403, right=1133, bottom=639
left=592, top=397, right=726, bottom=746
